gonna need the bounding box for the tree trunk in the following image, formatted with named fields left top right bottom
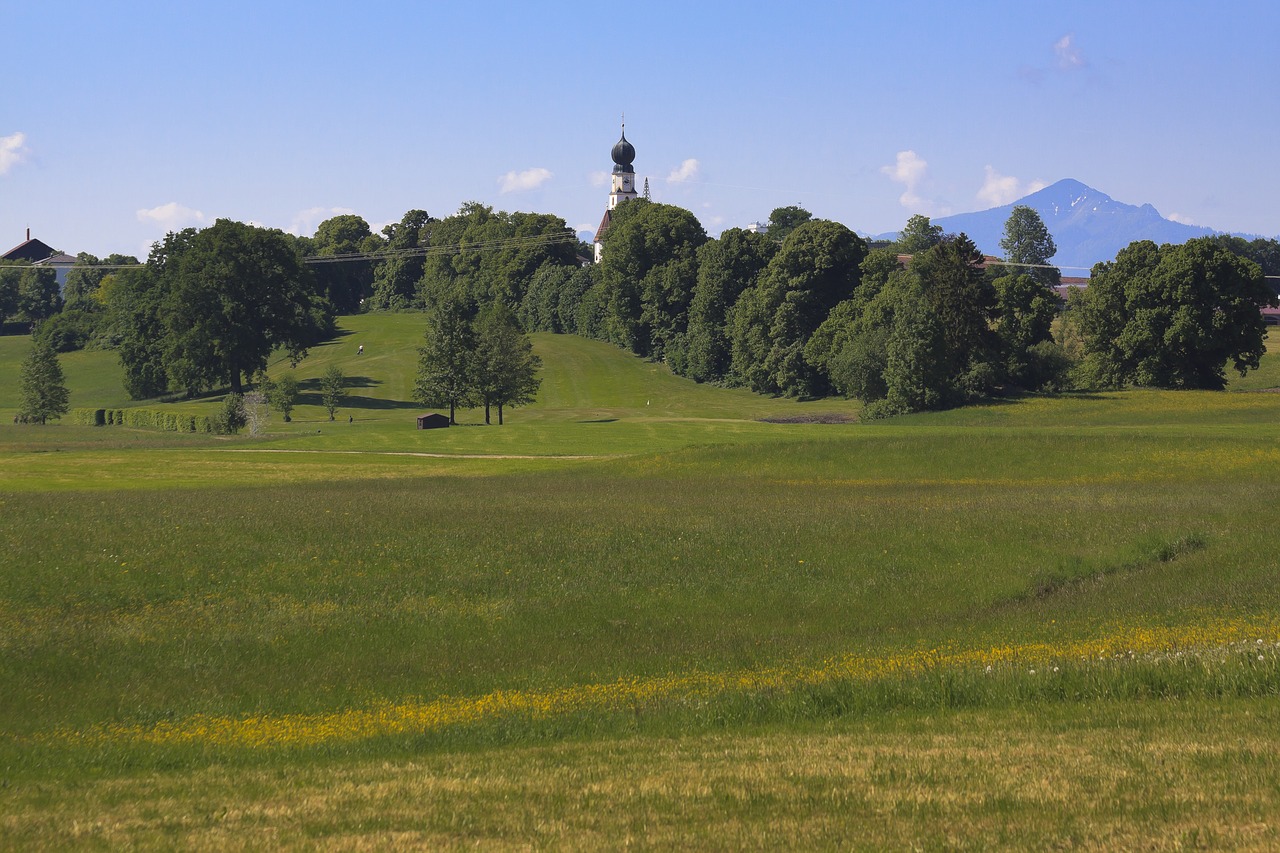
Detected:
left=498, top=403, right=504, bottom=425
left=484, top=399, right=491, bottom=425
left=449, top=400, right=456, bottom=425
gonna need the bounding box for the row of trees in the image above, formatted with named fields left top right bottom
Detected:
left=510, top=200, right=1275, bottom=414
left=509, top=200, right=1073, bottom=414
left=7, top=195, right=1276, bottom=422
left=293, top=204, right=583, bottom=315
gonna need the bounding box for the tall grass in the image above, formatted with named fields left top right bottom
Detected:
left=2, top=318, right=1280, bottom=846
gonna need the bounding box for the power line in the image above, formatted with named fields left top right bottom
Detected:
left=31, top=231, right=583, bottom=271
left=302, top=231, right=579, bottom=266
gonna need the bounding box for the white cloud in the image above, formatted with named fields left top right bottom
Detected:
left=1054, top=34, right=1084, bottom=70
left=588, top=170, right=611, bottom=188
left=1168, top=212, right=1197, bottom=226
left=666, top=158, right=700, bottom=183
left=573, top=222, right=596, bottom=233
left=881, top=150, right=950, bottom=215
left=882, top=150, right=928, bottom=188
left=136, top=202, right=206, bottom=231
left=977, top=166, right=1047, bottom=208
left=499, top=167, right=552, bottom=194
left=0, top=132, right=28, bottom=175
left=289, top=206, right=356, bottom=237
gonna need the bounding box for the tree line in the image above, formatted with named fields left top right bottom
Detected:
left=6, top=197, right=1278, bottom=425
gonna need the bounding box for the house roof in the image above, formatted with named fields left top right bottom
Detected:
left=2, top=237, right=56, bottom=263
left=33, top=252, right=77, bottom=266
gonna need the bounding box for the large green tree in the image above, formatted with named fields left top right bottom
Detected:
left=417, top=203, right=577, bottom=312
left=15, top=266, right=62, bottom=325
left=311, top=214, right=375, bottom=313
left=597, top=200, right=708, bottom=360
left=1076, top=238, right=1274, bottom=389
left=819, top=234, right=1003, bottom=416
left=765, top=205, right=813, bottom=243
left=910, top=234, right=999, bottom=392
left=105, top=266, right=171, bottom=399
left=991, top=272, right=1062, bottom=389
left=729, top=219, right=867, bottom=396
left=157, top=220, right=328, bottom=395
left=368, top=209, right=432, bottom=311
left=682, top=228, right=778, bottom=383
left=520, top=264, right=572, bottom=333
left=999, top=205, right=1059, bottom=287
left=17, top=338, right=70, bottom=424
left=414, top=298, right=477, bottom=424
left=474, top=302, right=542, bottom=425
left=894, top=214, right=944, bottom=255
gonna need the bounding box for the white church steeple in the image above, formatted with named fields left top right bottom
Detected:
left=608, top=122, right=639, bottom=210
left=594, top=120, right=642, bottom=262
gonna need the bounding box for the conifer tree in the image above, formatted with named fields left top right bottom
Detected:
left=414, top=299, right=477, bottom=424
left=17, top=338, right=70, bottom=424
left=474, top=303, right=541, bottom=425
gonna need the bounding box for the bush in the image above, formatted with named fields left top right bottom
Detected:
left=71, top=408, right=107, bottom=426
left=1024, top=340, right=1076, bottom=392
left=106, top=407, right=210, bottom=433
left=213, top=394, right=247, bottom=435
left=33, top=310, right=102, bottom=353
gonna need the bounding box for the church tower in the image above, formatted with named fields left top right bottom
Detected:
left=594, top=123, right=640, bottom=262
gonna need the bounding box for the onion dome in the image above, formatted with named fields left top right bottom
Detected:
left=611, top=130, right=635, bottom=172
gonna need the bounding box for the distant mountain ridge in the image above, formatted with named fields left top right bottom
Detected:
left=878, top=179, right=1222, bottom=274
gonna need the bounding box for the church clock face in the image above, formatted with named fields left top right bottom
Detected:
left=621, top=177, right=632, bottom=191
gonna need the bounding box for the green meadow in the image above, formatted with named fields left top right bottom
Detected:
left=2, top=317, right=1280, bottom=849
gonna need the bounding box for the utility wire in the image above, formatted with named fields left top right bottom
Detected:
left=30, top=231, right=582, bottom=271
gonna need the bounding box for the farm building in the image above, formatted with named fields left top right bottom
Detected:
left=416, top=414, right=450, bottom=429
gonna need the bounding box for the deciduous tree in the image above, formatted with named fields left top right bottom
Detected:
left=683, top=228, right=777, bottom=383
left=597, top=200, right=707, bottom=359
left=119, top=220, right=330, bottom=397
left=15, top=266, right=62, bottom=325
left=319, top=366, right=345, bottom=421
left=1076, top=238, right=1274, bottom=389
left=729, top=219, right=866, bottom=396
left=765, top=205, right=812, bottom=243
left=311, top=214, right=375, bottom=313
left=368, top=210, right=432, bottom=311
left=267, top=373, right=300, bottom=422
left=894, top=214, right=944, bottom=255
left=999, top=205, right=1059, bottom=287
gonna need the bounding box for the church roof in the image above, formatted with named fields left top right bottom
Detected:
left=594, top=208, right=612, bottom=244
left=611, top=130, right=635, bottom=173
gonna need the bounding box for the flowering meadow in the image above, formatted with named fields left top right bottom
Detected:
left=48, top=617, right=1280, bottom=751
left=2, top=323, right=1279, bottom=847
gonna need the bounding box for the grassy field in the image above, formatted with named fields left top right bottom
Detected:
left=2, top=318, right=1279, bottom=848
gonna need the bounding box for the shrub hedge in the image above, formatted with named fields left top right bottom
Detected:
left=69, top=407, right=214, bottom=433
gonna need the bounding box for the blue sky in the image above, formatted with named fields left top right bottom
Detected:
left=3, top=0, right=1277, bottom=259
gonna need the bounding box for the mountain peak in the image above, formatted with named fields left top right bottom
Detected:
left=925, top=178, right=1214, bottom=272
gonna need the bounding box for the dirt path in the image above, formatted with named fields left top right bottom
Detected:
left=205, top=448, right=605, bottom=460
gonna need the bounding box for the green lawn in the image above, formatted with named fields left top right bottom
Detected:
left=2, top=318, right=1279, bottom=848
